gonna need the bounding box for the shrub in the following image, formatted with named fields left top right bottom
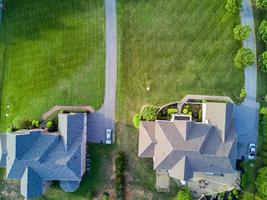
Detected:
left=260, top=107, right=267, bottom=115
left=141, top=106, right=158, bottom=121
left=188, top=111, right=193, bottom=116
left=232, top=188, right=239, bottom=198
left=31, top=119, right=40, bottom=128
left=101, top=193, right=109, bottom=200
left=6, top=123, right=18, bottom=132
left=46, top=117, right=58, bottom=132
left=220, top=192, right=226, bottom=199
left=133, top=114, right=141, bottom=129
left=256, top=0, right=267, bottom=9
left=115, top=151, right=125, bottom=200
left=182, top=108, right=189, bottom=114
left=239, top=88, right=247, bottom=98
left=225, top=0, right=241, bottom=14
left=233, top=25, right=251, bottom=41
left=167, top=108, right=178, bottom=115
left=255, top=167, right=267, bottom=198
left=260, top=51, right=267, bottom=73
left=234, top=48, right=255, bottom=69
left=46, top=121, right=53, bottom=129
left=176, top=188, right=192, bottom=200
left=257, top=20, right=267, bottom=42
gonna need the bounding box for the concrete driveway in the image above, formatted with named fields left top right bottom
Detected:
left=87, top=0, right=117, bottom=143
left=234, top=0, right=259, bottom=159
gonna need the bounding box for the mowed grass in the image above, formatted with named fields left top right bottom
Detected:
left=0, top=0, right=105, bottom=130
left=116, top=0, right=243, bottom=198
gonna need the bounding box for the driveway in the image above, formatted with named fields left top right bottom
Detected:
left=234, top=0, right=259, bottom=159
left=87, top=0, right=117, bottom=143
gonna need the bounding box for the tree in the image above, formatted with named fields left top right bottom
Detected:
left=133, top=114, right=141, bottom=129
left=257, top=20, right=267, bottom=42
left=141, top=106, right=158, bottom=121
left=225, top=0, right=241, bottom=14
left=177, top=189, right=192, bottom=200
left=260, top=51, right=267, bottom=73
left=255, top=167, right=267, bottom=198
left=256, top=0, right=267, bottom=9
left=234, top=47, right=255, bottom=69
left=233, top=25, right=251, bottom=41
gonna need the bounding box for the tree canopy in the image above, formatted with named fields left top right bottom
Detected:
left=256, top=0, right=267, bottom=9
left=256, top=167, right=267, bottom=199
left=260, top=51, right=267, bottom=73
left=225, top=0, right=241, bottom=14
left=234, top=47, right=255, bottom=69
left=177, top=189, right=192, bottom=200
left=257, top=20, right=267, bottom=42
left=233, top=25, right=251, bottom=41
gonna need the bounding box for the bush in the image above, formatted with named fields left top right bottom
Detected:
left=257, top=20, right=267, bottom=42
left=46, top=121, right=53, bottom=129
left=225, top=0, right=241, bottom=14
left=234, top=48, right=255, bottom=69
left=255, top=167, right=267, bottom=198
left=31, top=119, right=40, bottom=128
left=256, top=0, right=267, bottom=9
left=233, top=25, right=251, bottom=41
left=239, top=88, right=247, bottom=98
left=133, top=114, right=141, bottom=129
left=46, top=119, right=58, bottom=132
left=176, top=189, right=192, bottom=200
left=141, top=106, right=158, bottom=121
left=182, top=108, right=189, bottom=114
left=260, top=107, right=267, bottom=115
left=260, top=51, right=267, bottom=73
left=115, top=151, right=125, bottom=200
left=241, top=173, right=247, bottom=189
left=232, top=188, right=239, bottom=198
left=167, top=108, right=178, bottom=115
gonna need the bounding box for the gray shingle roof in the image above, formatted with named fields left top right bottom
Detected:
left=138, top=101, right=237, bottom=181
left=0, top=113, right=87, bottom=198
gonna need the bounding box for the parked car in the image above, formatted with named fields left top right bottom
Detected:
left=248, top=143, right=256, bottom=160
left=106, top=129, right=112, bottom=144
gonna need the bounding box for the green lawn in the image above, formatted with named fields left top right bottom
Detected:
left=0, top=0, right=105, bottom=130
left=116, top=0, right=243, bottom=199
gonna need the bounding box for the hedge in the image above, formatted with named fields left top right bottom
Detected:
left=115, top=151, right=125, bottom=200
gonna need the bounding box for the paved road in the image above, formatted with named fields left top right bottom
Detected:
left=234, top=0, right=259, bottom=159
left=87, top=0, right=117, bottom=143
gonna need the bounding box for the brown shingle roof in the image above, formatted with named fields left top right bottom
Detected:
left=138, top=101, right=237, bottom=181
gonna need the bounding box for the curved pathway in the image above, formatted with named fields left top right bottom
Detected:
left=87, top=0, right=117, bottom=143
left=234, top=0, right=259, bottom=159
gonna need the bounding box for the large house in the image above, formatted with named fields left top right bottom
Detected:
left=0, top=112, right=87, bottom=198
left=138, top=96, right=237, bottom=190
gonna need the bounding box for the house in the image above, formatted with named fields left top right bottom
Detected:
left=0, top=112, right=87, bottom=198
left=138, top=96, right=237, bottom=191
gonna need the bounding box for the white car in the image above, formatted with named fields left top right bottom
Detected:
left=105, top=129, right=112, bottom=144
left=248, top=143, right=256, bottom=160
